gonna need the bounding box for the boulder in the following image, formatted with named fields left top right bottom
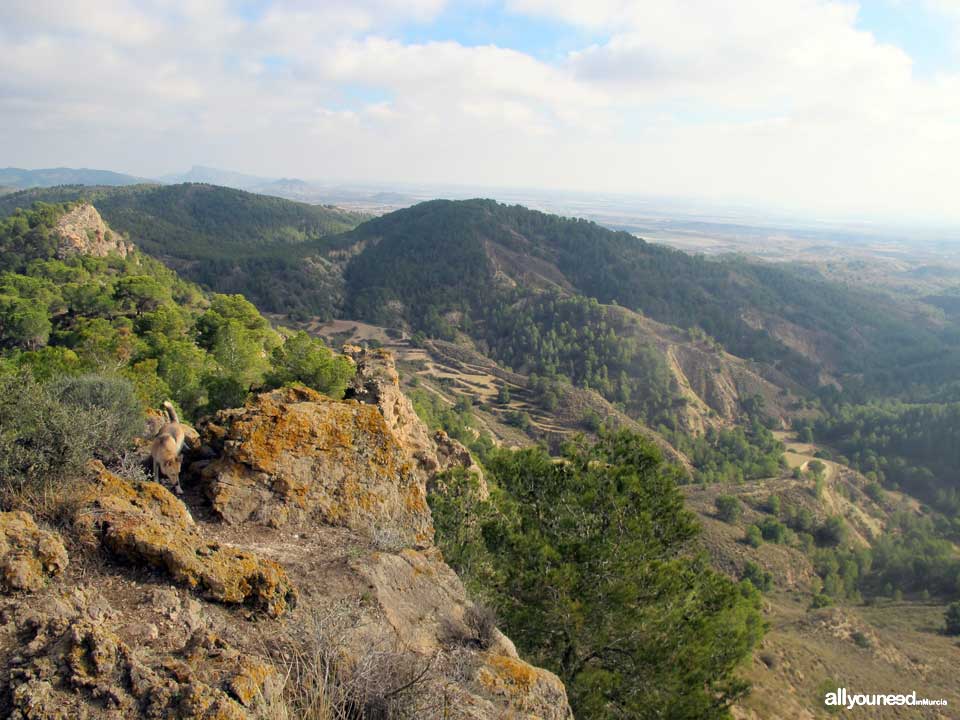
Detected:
left=199, top=385, right=435, bottom=547
left=348, top=546, right=572, bottom=719
left=0, top=511, right=68, bottom=593
left=344, top=345, right=441, bottom=472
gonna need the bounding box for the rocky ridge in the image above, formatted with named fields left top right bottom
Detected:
left=52, top=203, right=131, bottom=259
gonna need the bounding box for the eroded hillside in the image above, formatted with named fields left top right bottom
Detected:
left=684, top=433, right=960, bottom=718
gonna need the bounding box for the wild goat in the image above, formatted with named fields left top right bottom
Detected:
left=151, top=400, right=186, bottom=494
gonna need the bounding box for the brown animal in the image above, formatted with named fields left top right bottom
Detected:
left=151, top=401, right=186, bottom=494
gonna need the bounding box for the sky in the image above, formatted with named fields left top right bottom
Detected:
left=2, top=0, right=960, bottom=224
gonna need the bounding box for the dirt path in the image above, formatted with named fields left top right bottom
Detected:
left=773, top=430, right=837, bottom=482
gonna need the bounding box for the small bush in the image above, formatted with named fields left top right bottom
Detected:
left=816, top=516, right=847, bottom=547
left=0, top=372, right=143, bottom=503
left=270, top=601, right=438, bottom=720
left=759, top=517, right=788, bottom=543
left=53, top=374, right=144, bottom=452
left=714, top=494, right=742, bottom=523
left=741, top=561, right=773, bottom=592
left=945, top=602, right=960, bottom=636
left=810, top=594, right=832, bottom=609
left=452, top=604, right=498, bottom=651
left=745, top=524, right=763, bottom=548
left=864, top=482, right=885, bottom=502
left=765, top=494, right=782, bottom=515
left=851, top=631, right=871, bottom=649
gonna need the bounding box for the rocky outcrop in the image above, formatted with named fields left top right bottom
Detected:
left=0, top=511, right=68, bottom=593
left=347, top=547, right=572, bottom=719
left=3, top=588, right=280, bottom=719
left=198, top=385, right=435, bottom=546
left=344, top=346, right=487, bottom=489
left=0, top=348, right=572, bottom=720
left=75, top=463, right=296, bottom=617
left=52, top=203, right=131, bottom=259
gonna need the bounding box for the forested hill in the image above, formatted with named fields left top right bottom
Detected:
left=4, top=190, right=958, bottom=399
left=342, top=199, right=958, bottom=396
left=0, top=184, right=369, bottom=317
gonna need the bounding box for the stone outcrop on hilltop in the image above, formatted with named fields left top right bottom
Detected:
left=52, top=203, right=132, bottom=259
left=198, top=347, right=486, bottom=541
left=343, top=345, right=487, bottom=489
left=0, top=348, right=572, bottom=719
left=198, top=384, right=436, bottom=546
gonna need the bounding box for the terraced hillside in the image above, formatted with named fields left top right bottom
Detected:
left=281, top=315, right=691, bottom=465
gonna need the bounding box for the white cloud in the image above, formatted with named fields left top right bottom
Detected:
left=1, top=0, right=960, bottom=223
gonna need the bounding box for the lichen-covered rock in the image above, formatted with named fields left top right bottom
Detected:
left=2, top=590, right=279, bottom=720
left=345, top=346, right=487, bottom=489
left=199, top=385, right=435, bottom=546
left=344, top=345, right=441, bottom=472
left=0, top=511, right=68, bottom=592
left=476, top=654, right=572, bottom=720
left=349, top=547, right=572, bottom=719
left=75, top=463, right=295, bottom=617
left=52, top=203, right=130, bottom=259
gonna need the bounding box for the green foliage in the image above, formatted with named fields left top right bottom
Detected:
left=0, top=202, right=353, bottom=421
left=666, top=422, right=785, bottom=483
left=481, top=292, right=681, bottom=424
left=430, top=432, right=764, bottom=719
left=0, top=184, right=367, bottom=317
left=813, top=401, right=960, bottom=520
left=266, top=331, right=354, bottom=398
left=714, top=494, right=742, bottom=523
left=502, top=409, right=532, bottom=431
left=339, top=198, right=960, bottom=398
left=864, top=481, right=885, bottom=502
left=945, top=602, right=960, bottom=636
left=816, top=516, right=847, bottom=547
left=765, top=494, right=782, bottom=515
left=745, top=525, right=764, bottom=548
left=408, top=389, right=494, bottom=463
left=862, top=512, right=960, bottom=598
left=810, top=594, right=832, bottom=609
left=0, top=371, right=142, bottom=498
left=741, top=561, right=773, bottom=592
left=812, top=546, right=869, bottom=601
left=759, top=517, right=789, bottom=544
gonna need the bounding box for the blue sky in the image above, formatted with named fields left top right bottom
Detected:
left=2, top=0, right=960, bottom=223
left=857, top=1, right=957, bottom=75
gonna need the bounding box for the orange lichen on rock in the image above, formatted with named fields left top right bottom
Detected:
left=4, top=590, right=279, bottom=720
left=477, top=654, right=573, bottom=719
left=199, top=385, right=434, bottom=546
left=75, top=463, right=296, bottom=617
left=0, top=510, right=68, bottom=592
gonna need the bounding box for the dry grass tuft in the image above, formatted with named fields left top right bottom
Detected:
left=263, top=600, right=459, bottom=720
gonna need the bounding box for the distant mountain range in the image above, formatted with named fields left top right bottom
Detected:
left=0, top=166, right=152, bottom=189
left=1, top=164, right=419, bottom=210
